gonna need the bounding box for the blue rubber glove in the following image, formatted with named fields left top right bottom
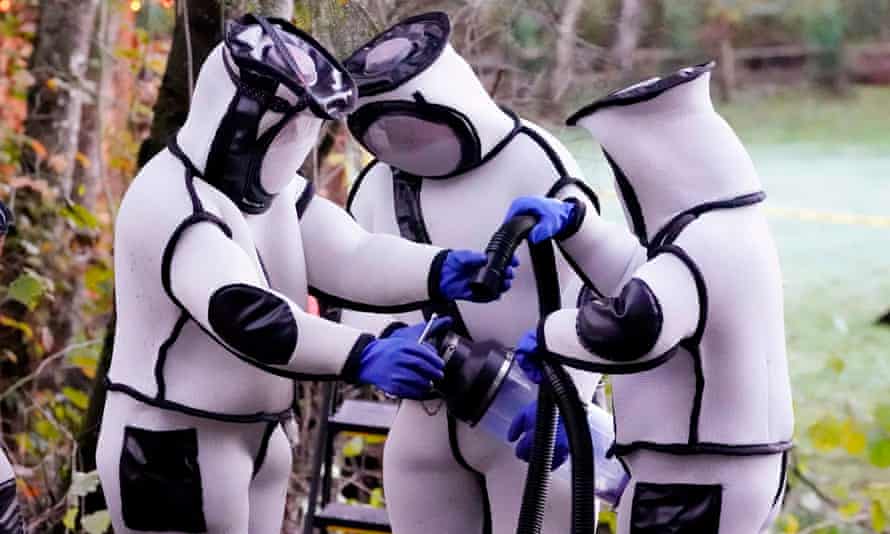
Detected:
left=439, top=250, right=518, bottom=302
left=507, top=400, right=570, bottom=470
left=387, top=316, right=454, bottom=342
left=357, top=338, right=444, bottom=399
left=504, top=196, right=579, bottom=244
left=514, top=328, right=544, bottom=384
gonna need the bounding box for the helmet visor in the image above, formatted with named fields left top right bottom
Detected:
left=360, top=113, right=463, bottom=177
left=348, top=100, right=481, bottom=178
left=226, top=15, right=357, bottom=119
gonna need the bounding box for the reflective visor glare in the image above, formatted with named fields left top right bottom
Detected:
left=275, top=31, right=356, bottom=118
left=228, top=20, right=357, bottom=119
left=362, top=115, right=462, bottom=177
left=364, top=37, right=414, bottom=74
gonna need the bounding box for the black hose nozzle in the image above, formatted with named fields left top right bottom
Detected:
left=470, top=214, right=539, bottom=301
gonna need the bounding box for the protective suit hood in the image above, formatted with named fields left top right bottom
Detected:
left=567, top=62, right=763, bottom=244
left=343, top=12, right=518, bottom=179
left=176, top=14, right=356, bottom=213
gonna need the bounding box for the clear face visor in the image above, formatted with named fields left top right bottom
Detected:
left=362, top=114, right=462, bottom=176
left=343, top=12, right=450, bottom=97
left=226, top=15, right=357, bottom=120
left=348, top=100, right=480, bottom=178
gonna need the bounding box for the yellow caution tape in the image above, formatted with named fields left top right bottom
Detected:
left=596, top=190, right=890, bottom=229
left=342, top=431, right=387, bottom=443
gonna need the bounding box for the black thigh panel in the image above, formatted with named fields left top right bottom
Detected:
left=631, top=482, right=722, bottom=534
left=0, top=478, right=22, bottom=534
left=120, top=426, right=207, bottom=532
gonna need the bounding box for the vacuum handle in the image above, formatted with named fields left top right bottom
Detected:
left=470, top=214, right=539, bottom=301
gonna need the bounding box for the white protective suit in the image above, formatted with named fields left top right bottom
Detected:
left=340, top=12, right=601, bottom=534
left=97, top=15, right=454, bottom=534
left=541, top=63, right=794, bottom=534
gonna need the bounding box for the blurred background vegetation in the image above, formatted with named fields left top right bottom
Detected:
left=0, top=0, right=888, bottom=532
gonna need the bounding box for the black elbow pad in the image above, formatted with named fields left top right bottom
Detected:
left=576, top=278, right=662, bottom=361
left=209, top=283, right=298, bottom=365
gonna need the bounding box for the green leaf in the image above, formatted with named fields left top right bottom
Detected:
left=34, top=419, right=61, bottom=442
left=598, top=510, right=618, bottom=533
left=808, top=415, right=843, bottom=451
left=370, top=487, right=385, bottom=508
left=62, top=386, right=89, bottom=410
left=874, top=404, right=890, bottom=434
left=82, top=510, right=111, bottom=534
left=865, top=483, right=890, bottom=510
left=840, top=418, right=867, bottom=455
left=62, top=506, right=78, bottom=530
left=826, top=356, right=844, bottom=374
left=60, top=202, right=99, bottom=230
left=872, top=499, right=887, bottom=532
left=869, top=439, right=890, bottom=468
left=69, top=353, right=98, bottom=379
left=838, top=500, right=861, bottom=518
left=6, top=272, right=45, bottom=310
left=779, top=513, right=800, bottom=533
left=69, top=470, right=101, bottom=498
left=342, top=436, right=364, bottom=458
left=84, top=264, right=112, bottom=293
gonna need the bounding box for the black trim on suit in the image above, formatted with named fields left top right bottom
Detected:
left=610, top=440, right=793, bottom=457
left=566, top=61, right=715, bottom=125
left=252, top=421, right=278, bottom=478
left=295, top=181, right=315, bottom=218
left=447, top=414, right=492, bottom=534
left=106, top=378, right=293, bottom=424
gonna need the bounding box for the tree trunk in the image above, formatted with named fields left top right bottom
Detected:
left=553, top=0, right=583, bottom=100
left=304, top=0, right=380, bottom=58
left=73, top=2, right=120, bottom=210
left=540, top=0, right=582, bottom=115
left=717, top=38, right=736, bottom=103
left=612, top=0, right=643, bottom=75
left=24, top=0, right=101, bottom=197
left=137, top=0, right=225, bottom=166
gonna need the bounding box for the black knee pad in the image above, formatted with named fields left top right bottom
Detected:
left=630, top=482, right=722, bottom=533
left=120, top=426, right=207, bottom=532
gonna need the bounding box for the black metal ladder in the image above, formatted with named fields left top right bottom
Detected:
left=304, top=384, right=398, bottom=534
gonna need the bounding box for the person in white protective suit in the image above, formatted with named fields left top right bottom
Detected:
left=506, top=63, right=794, bottom=534
left=96, top=15, right=512, bottom=534
left=0, top=201, right=23, bottom=534
left=339, top=12, right=602, bottom=534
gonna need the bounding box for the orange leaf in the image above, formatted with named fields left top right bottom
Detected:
left=27, top=138, right=47, bottom=159
left=45, top=77, right=60, bottom=91
left=75, top=152, right=91, bottom=170
left=18, top=480, right=39, bottom=499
